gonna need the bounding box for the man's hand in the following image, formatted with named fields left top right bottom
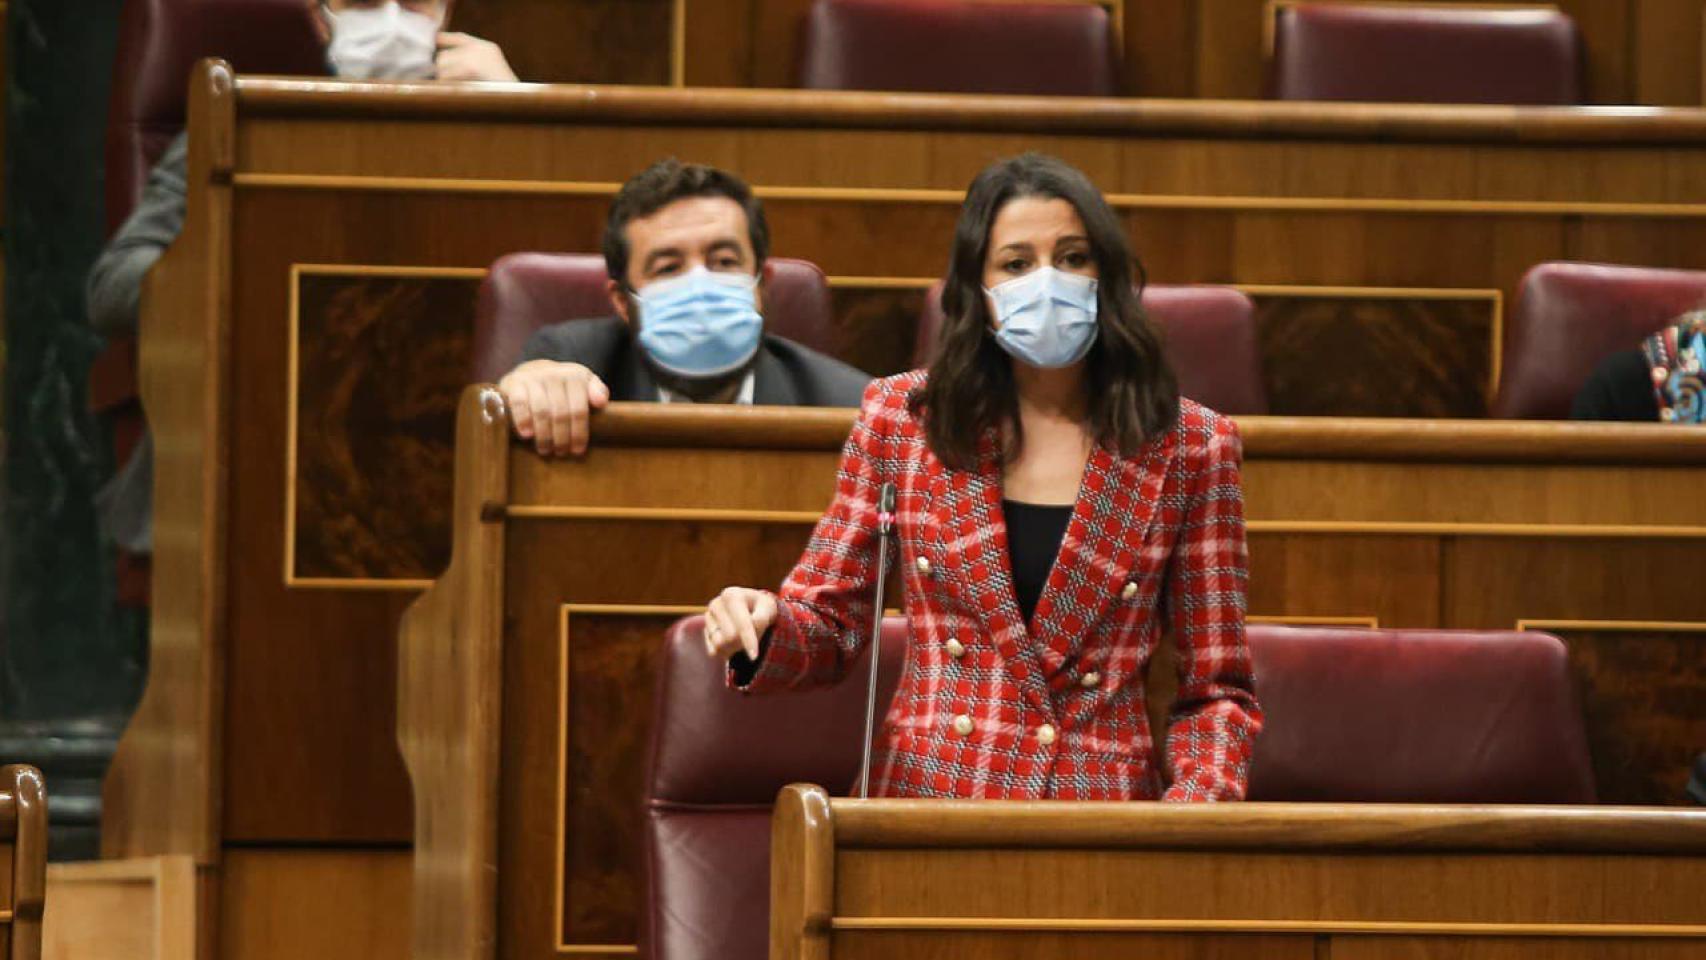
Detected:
left=435, top=32, right=519, bottom=82
left=497, top=360, right=610, bottom=457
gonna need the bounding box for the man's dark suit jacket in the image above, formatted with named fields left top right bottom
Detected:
left=517, top=316, right=872, bottom=407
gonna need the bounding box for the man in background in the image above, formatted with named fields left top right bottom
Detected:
left=85, top=0, right=520, bottom=554
left=497, top=158, right=871, bottom=457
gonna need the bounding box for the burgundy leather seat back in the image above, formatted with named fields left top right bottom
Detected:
left=643, top=616, right=908, bottom=960
left=1246, top=625, right=1596, bottom=803
left=910, top=281, right=1268, bottom=415
left=1494, top=261, right=1706, bottom=419
left=798, top=0, right=1119, bottom=97
left=107, top=0, right=326, bottom=232
left=1270, top=3, right=1582, bottom=105
left=472, top=253, right=839, bottom=383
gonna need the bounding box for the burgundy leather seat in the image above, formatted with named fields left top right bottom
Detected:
left=472, top=253, right=839, bottom=382
left=642, top=616, right=907, bottom=960
left=97, top=0, right=328, bottom=605
left=910, top=281, right=1268, bottom=415
left=1493, top=262, right=1706, bottom=419
left=1246, top=625, right=1596, bottom=803
left=1270, top=3, right=1582, bottom=105
left=797, top=0, right=1120, bottom=96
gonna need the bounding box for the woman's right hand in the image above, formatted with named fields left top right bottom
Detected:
left=703, top=587, right=778, bottom=661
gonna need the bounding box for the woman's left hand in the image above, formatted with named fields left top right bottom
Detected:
left=703, top=587, right=778, bottom=661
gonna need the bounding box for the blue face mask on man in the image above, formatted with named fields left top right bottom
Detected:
left=985, top=266, right=1100, bottom=369
left=632, top=267, right=764, bottom=379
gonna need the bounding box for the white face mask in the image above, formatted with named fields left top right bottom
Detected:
left=325, top=2, right=441, bottom=80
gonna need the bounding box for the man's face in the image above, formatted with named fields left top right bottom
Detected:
left=610, top=195, right=765, bottom=324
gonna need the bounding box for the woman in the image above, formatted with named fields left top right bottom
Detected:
left=703, top=153, right=1262, bottom=801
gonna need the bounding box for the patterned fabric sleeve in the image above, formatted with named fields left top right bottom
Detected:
left=730, top=380, right=891, bottom=693
left=1161, top=415, right=1264, bottom=801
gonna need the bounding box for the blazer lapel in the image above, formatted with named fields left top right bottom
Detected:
left=1027, top=431, right=1175, bottom=679
left=924, top=429, right=1052, bottom=715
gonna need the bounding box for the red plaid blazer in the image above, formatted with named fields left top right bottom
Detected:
left=736, top=372, right=1262, bottom=801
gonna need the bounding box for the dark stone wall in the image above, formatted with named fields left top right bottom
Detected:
left=1, top=0, right=142, bottom=851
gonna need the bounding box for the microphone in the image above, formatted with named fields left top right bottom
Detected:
left=856, top=482, right=898, bottom=799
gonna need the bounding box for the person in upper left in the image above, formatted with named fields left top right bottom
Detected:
left=85, top=0, right=520, bottom=555
left=496, top=158, right=871, bottom=457
left=702, top=153, right=1262, bottom=802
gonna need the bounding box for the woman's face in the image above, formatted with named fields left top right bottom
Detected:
left=982, top=195, right=1097, bottom=327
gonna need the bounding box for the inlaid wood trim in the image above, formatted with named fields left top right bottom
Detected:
left=828, top=916, right=1706, bottom=938
left=283, top=263, right=491, bottom=589
left=286, top=577, right=432, bottom=591
left=1516, top=618, right=1706, bottom=632
left=1249, top=615, right=1380, bottom=628
left=554, top=604, right=699, bottom=956
left=669, top=0, right=685, bottom=88
left=230, top=173, right=1706, bottom=219
left=1245, top=520, right=1706, bottom=538
left=509, top=505, right=823, bottom=524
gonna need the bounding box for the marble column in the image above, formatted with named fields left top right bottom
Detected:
left=1, top=0, right=140, bottom=859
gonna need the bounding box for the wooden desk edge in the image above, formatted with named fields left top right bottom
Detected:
left=567, top=399, right=1706, bottom=463
left=773, top=787, right=1706, bottom=853
left=231, top=77, right=1706, bottom=145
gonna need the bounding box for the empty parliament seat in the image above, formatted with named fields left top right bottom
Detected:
left=1, top=766, right=47, bottom=960
left=797, top=0, right=1120, bottom=96
left=471, top=253, right=839, bottom=383
left=642, top=616, right=908, bottom=960
left=1246, top=625, right=1596, bottom=803
left=911, top=282, right=1269, bottom=414
left=1269, top=3, right=1582, bottom=105
left=1493, top=261, right=1706, bottom=419
left=97, top=0, right=327, bottom=605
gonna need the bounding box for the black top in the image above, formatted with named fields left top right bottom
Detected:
left=1571, top=348, right=1660, bottom=422
left=1003, top=499, right=1074, bottom=626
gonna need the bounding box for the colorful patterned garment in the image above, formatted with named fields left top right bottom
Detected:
left=1643, top=312, right=1706, bottom=423
left=730, top=372, right=1263, bottom=802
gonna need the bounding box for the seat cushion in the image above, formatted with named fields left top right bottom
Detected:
left=1246, top=625, right=1596, bottom=803
left=798, top=0, right=1118, bottom=96
left=1270, top=3, right=1581, bottom=105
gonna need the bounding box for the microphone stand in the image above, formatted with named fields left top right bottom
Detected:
left=857, top=482, right=898, bottom=799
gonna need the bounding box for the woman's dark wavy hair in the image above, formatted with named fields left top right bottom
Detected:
left=910, top=153, right=1179, bottom=469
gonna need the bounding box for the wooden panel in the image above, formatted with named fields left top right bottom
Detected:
left=1633, top=0, right=1705, bottom=105
left=826, top=285, right=924, bottom=376
left=219, top=850, right=411, bottom=960
left=291, top=269, right=478, bottom=582
left=448, top=0, right=675, bottom=85
left=103, top=62, right=235, bottom=865
left=396, top=386, right=509, bottom=960
left=42, top=857, right=197, bottom=960
left=1522, top=623, right=1706, bottom=804
left=767, top=788, right=1706, bottom=958
left=1252, top=291, right=1495, bottom=417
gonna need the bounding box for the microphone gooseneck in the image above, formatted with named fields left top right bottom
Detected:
left=857, top=482, right=898, bottom=799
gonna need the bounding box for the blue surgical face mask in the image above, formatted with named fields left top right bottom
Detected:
left=633, top=267, right=764, bottom=379
left=985, top=266, right=1099, bottom=369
